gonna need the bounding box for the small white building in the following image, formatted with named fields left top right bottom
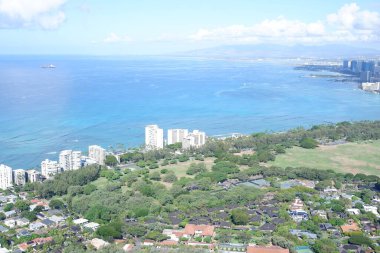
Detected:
left=83, top=222, right=100, bottom=231
left=90, top=238, right=109, bottom=250
left=73, top=218, right=88, bottom=225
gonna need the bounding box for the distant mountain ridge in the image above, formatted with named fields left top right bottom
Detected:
left=177, top=44, right=380, bottom=59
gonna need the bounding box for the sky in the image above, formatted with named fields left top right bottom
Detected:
left=0, top=0, right=379, bottom=55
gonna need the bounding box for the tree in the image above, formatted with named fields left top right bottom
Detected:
left=163, top=173, right=177, bottom=183
left=313, top=239, right=338, bottom=253
left=348, top=234, right=373, bottom=247
left=3, top=203, right=13, bottom=212
left=186, top=163, right=207, bottom=175
left=300, top=137, right=318, bottom=149
left=15, top=200, right=30, bottom=212
left=230, top=209, right=249, bottom=225
left=49, top=199, right=65, bottom=209
left=149, top=171, right=161, bottom=181
left=83, top=184, right=97, bottom=195
left=0, top=212, right=5, bottom=220
left=105, top=155, right=118, bottom=166
left=145, top=230, right=169, bottom=242
left=97, top=224, right=122, bottom=241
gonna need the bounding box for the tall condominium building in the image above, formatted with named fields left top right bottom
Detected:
left=13, top=169, right=26, bottom=186
left=41, top=159, right=61, bottom=179
left=59, top=150, right=82, bottom=171
left=145, top=125, right=164, bottom=150
left=89, top=145, right=106, bottom=165
left=0, top=164, right=13, bottom=190
left=26, top=170, right=42, bottom=183
left=167, top=129, right=189, bottom=145
left=182, top=130, right=206, bottom=149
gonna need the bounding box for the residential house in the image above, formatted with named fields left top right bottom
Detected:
left=0, top=225, right=9, bottom=233
left=346, top=208, right=360, bottom=215
left=29, top=222, right=45, bottom=231
left=363, top=205, right=380, bottom=217
left=90, top=238, right=109, bottom=250
left=311, top=210, right=327, bottom=220
left=183, top=224, right=215, bottom=239
left=289, top=210, right=308, bottom=222
left=73, top=218, right=89, bottom=226
left=83, top=222, right=100, bottom=231
left=290, top=198, right=304, bottom=211
left=340, top=220, right=361, bottom=234
left=290, top=229, right=317, bottom=239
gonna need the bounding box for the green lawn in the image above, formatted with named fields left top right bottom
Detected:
left=158, top=157, right=215, bottom=178
left=268, top=140, right=380, bottom=175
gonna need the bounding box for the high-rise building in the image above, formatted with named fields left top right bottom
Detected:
left=0, top=164, right=13, bottom=190
left=13, top=169, right=26, bottom=186
left=89, top=145, right=106, bottom=165
left=167, top=129, right=189, bottom=145
left=41, top=159, right=61, bottom=178
left=360, top=71, right=371, bottom=82
left=145, top=125, right=164, bottom=149
left=182, top=130, right=206, bottom=149
left=26, top=170, right=42, bottom=183
left=350, top=60, right=357, bottom=73
left=59, top=150, right=82, bottom=171
left=343, top=60, right=349, bottom=69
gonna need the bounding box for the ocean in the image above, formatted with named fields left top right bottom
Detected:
left=1, top=55, right=380, bottom=168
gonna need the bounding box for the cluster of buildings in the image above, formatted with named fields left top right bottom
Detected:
left=342, top=59, right=380, bottom=83
left=0, top=145, right=106, bottom=190
left=145, top=124, right=206, bottom=150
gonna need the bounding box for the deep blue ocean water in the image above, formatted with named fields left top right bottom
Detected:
left=1, top=56, right=380, bottom=168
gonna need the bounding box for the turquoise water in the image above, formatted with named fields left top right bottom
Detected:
left=1, top=56, right=380, bottom=168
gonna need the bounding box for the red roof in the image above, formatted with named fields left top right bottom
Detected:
left=247, top=246, right=290, bottom=253
left=184, top=224, right=215, bottom=237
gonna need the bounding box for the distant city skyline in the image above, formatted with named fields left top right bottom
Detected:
left=0, top=0, right=379, bottom=55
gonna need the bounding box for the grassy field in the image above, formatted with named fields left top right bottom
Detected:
left=268, top=140, right=380, bottom=175
left=158, top=157, right=215, bottom=178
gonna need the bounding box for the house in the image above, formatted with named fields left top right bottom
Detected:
left=0, top=225, right=9, bottom=233
left=4, top=210, right=16, bottom=218
left=289, top=210, right=308, bottom=222
left=259, top=223, right=276, bottom=232
left=29, top=222, right=45, bottom=231
left=247, top=245, right=289, bottom=253
left=323, top=186, right=338, bottom=194
left=290, top=198, right=304, bottom=211
left=15, top=217, right=30, bottom=227
left=73, top=218, right=89, bottom=226
left=251, top=179, right=270, bottom=188
left=183, top=224, right=215, bottom=238
left=41, top=218, right=56, bottom=228
left=290, top=229, right=317, bottom=239
left=162, top=229, right=184, bottom=242
left=123, top=244, right=134, bottom=252
left=311, top=210, right=327, bottom=219
left=49, top=215, right=65, bottom=225
left=83, top=222, right=100, bottom=231
left=17, top=230, right=31, bottom=238
left=17, top=237, right=53, bottom=251
left=346, top=208, right=360, bottom=215
left=4, top=219, right=16, bottom=228
left=91, top=238, right=109, bottom=250
left=0, top=247, right=9, bottom=253
left=363, top=205, right=380, bottom=217
left=158, top=240, right=178, bottom=246
left=340, top=220, right=361, bottom=233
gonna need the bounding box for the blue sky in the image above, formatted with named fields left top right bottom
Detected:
left=0, top=0, right=379, bottom=54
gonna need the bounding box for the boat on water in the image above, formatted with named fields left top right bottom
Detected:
left=41, top=64, right=56, bottom=69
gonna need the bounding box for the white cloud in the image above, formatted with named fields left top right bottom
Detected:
left=327, top=3, right=380, bottom=30
left=0, top=0, right=66, bottom=29
left=189, top=3, right=380, bottom=44
left=103, top=32, right=132, bottom=43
